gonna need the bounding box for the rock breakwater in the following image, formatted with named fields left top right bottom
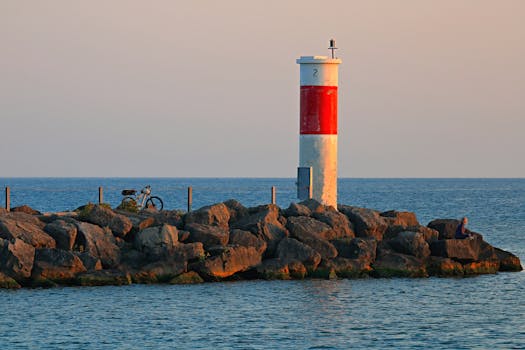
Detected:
left=0, top=200, right=521, bottom=288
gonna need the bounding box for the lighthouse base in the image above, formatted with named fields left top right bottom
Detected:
left=299, top=134, right=338, bottom=208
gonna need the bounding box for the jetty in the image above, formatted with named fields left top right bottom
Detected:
left=0, top=199, right=522, bottom=289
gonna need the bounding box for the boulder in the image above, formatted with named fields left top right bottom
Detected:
left=429, top=238, right=481, bottom=261
left=463, top=261, right=499, bottom=275
left=79, top=204, right=132, bottom=237
left=255, top=259, right=290, bottom=280
left=44, top=219, right=77, bottom=250
left=185, top=223, right=229, bottom=250
left=11, top=205, right=42, bottom=215
left=276, top=238, right=321, bottom=271
left=331, top=257, right=372, bottom=278
left=372, top=250, right=428, bottom=277
left=132, top=259, right=187, bottom=283
left=0, top=272, right=20, bottom=289
left=388, top=231, right=431, bottom=259
left=427, top=219, right=460, bottom=240
left=223, top=199, right=249, bottom=223
left=148, top=210, right=182, bottom=228
left=312, top=208, right=355, bottom=240
left=284, top=202, right=312, bottom=217
left=331, top=237, right=377, bottom=263
left=77, top=270, right=132, bottom=286
left=338, top=205, right=388, bottom=240
left=0, top=216, right=56, bottom=248
left=134, top=224, right=179, bottom=260
left=427, top=257, right=464, bottom=276
left=0, top=238, right=35, bottom=281
left=74, top=252, right=102, bottom=271
left=1, top=212, right=46, bottom=228
left=193, top=245, right=262, bottom=281
left=381, top=210, right=419, bottom=227
left=231, top=204, right=288, bottom=256
left=185, top=203, right=230, bottom=229
left=169, top=271, right=204, bottom=284
left=309, top=260, right=338, bottom=279
left=174, top=242, right=205, bottom=262
left=229, top=229, right=267, bottom=255
left=286, top=216, right=338, bottom=259
left=75, top=222, right=120, bottom=268
left=178, top=230, right=190, bottom=242
left=288, top=261, right=307, bottom=279
left=494, top=248, right=523, bottom=272
left=298, top=199, right=325, bottom=213
left=32, top=248, right=86, bottom=283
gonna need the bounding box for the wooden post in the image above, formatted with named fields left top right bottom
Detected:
left=98, top=186, right=103, bottom=204
left=5, top=187, right=10, bottom=212
left=187, top=186, right=193, bottom=212
left=271, top=186, right=276, bottom=205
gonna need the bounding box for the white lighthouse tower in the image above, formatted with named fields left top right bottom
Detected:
left=296, top=40, right=341, bottom=208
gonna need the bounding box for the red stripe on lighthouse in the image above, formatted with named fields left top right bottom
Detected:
left=300, top=86, right=338, bottom=135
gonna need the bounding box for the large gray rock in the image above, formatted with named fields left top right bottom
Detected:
left=427, top=219, right=460, bottom=240
left=11, top=205, right=42, bottom=215
left=185, top=223, right=229, bottom=250
left=44, top=219, right=78, bottom=250
left=276, top=238, right=321, bottom=271
left=193, top=245, right=262, bottom=281
left=32, top=248, right=86, bottom=283
left=134, top=224, right=179, bottom=260
left=284, top=202, right=312, bottom=217
left=285, top=216, right=338, bottom=259
left=185, top=203, right=230, bottom=229
left=229, top=229, right=267, bottom=255
left=231, top=204, right=288, bottom=256
left=0, top=238, right=35, bottom=281
left=331, top=257, right=372, bottom=278
left=74, top=252, right=102, bottom=271
left=75, top=222, right=120, bottom=268
left=372, top=250, right=428, bottom=277
left=381, top=210, right=419, bottom=227
left=223, top=200, right=249, bottom=223
left=79, top=204, right=132, bottom=237
left=429, top=238, right=481, bottom=261
left=0, top=216, right=56, bottom=248
left=255, top=259, right=290, bottom=280
left=338, top=205, right=388, bottom=240
left=494, top=247, right=523, bottom=272
left=77, top=270, right=132, bottom=286
left=312, top=208, right=355, bottom=240
left=331, top=237, right=377, bottom=263
left=388, top=231, right=431, bottom=259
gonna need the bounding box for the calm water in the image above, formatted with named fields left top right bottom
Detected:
left=0, top=178, right=524, bottom=349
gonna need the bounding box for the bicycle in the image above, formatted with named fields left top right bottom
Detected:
left=120, top=185, right=164, bottom=211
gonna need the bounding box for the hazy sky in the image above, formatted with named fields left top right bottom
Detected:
left=1, top=1, right=524, bottom=177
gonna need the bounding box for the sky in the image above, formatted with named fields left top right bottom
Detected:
left=1, top=1, right=524, bottom=178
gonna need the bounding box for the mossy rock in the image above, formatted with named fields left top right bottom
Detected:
left=169, top=271, right=204, bottom=285
left=116, top=199, right=138, bottom=213
left=309, top=267, right=337, bottom=280
left=30, top=278, right=59, bottom=289
left=77, top=271, right=132, bottom=286
left=0, top=273, right=21, bottom=289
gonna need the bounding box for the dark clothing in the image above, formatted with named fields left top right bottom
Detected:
left=455, top=223, right=469, bottom=239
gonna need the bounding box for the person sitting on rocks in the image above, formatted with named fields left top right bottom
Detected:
left=455, top=217, right=472, bottom=239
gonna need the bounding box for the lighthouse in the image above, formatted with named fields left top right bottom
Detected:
left=296, top=40, right=341, bottom=208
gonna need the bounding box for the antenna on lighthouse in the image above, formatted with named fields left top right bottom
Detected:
left=328, top=39, right=338, bottom=59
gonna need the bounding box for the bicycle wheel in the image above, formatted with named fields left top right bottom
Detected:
left=145, top=196, right=163, bottom=211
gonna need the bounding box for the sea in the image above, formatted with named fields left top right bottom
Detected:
left=0, top=178, right=523, bottom=349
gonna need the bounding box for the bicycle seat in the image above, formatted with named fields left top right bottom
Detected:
left=121, top=189, right=136, bottom=196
